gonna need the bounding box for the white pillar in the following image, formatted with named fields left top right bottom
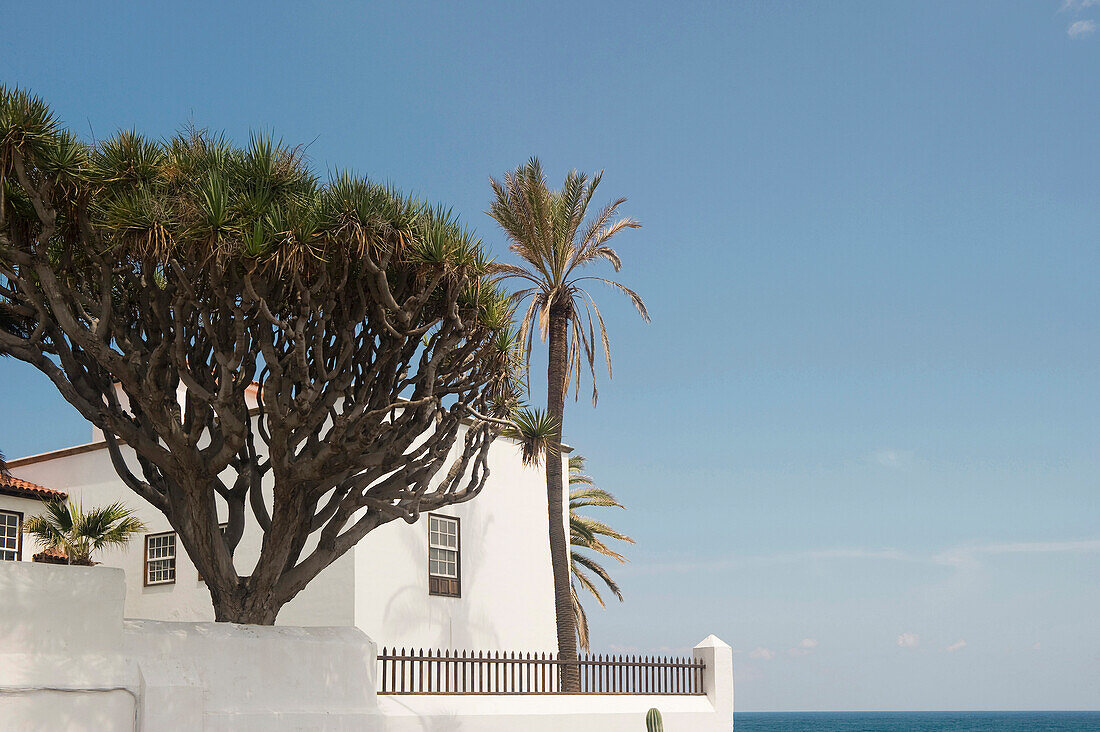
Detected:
left=0, top=563, right=139, bottom=732
left=693, top=634, right=733, bottom=731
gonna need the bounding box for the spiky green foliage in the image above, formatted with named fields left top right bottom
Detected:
left=645, top=708, right=664, bottom=732
left=503, top=407, right=559, bottom=466
left=23, top=498, right=146, bottom=565
left=569, top=455, right=634, bottom=652
left=0, top=85, right=528, bottom=623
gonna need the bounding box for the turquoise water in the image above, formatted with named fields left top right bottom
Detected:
left=732, top=712, right=1100, bottom=731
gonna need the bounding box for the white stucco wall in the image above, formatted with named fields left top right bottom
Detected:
left=0, top=562, right=734, bottom=732
left=0, top=562, right=139, bottom=732
left=8, top=427, right=559, bottom=651
left=353, top=444, right=559, bottom=652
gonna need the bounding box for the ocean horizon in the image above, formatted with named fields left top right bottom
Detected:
left=731, top=711, right=1100, bottom=731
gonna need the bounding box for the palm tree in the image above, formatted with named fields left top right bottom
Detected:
left=489, top=158, right=649, bottom=689
left=568, top=455, right=633, bottom=652
left=23, top=498, right=146, bottom=566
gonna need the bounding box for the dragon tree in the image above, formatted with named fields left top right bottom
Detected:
left=0, top=86, right=527, bottom=624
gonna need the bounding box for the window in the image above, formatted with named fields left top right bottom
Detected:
left=144, top=532, right=176, bottom=585
left=0, top=510, right=22, bottom=561
left=428, top=514, right=460, bottom=597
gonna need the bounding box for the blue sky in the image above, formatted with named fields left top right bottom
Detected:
left=2, top=0, right=1098, bottom=712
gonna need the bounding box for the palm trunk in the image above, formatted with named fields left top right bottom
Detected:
left=546, top=303, right=580, bottom=691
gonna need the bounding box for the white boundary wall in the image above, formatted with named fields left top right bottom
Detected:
left=0, top=562, right=733, bottom=731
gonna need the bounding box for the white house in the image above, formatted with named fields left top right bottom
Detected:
left=2, top=416, right=560, bottom=653
left=0, top=408, right=736, bottom=731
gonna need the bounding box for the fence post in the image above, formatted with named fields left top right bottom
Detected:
left=692, top=635, right=733, bottom=730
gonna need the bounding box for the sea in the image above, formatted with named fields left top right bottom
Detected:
left=731, top=712, right=1100, bottom=731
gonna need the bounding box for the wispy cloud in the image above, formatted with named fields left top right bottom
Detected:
left=628, top=538, right=1100, bottom=575
left=788, top=638, right=819, bottom=657
left=868, top=448, right=913, bottom=468
left=803, top=548, right=912, bottom=561
left=1033, top=641, right=1042, bottom=651
left=1061, top=0, right=1100, bottom=12
left=946, top=640, right=967, bottom=653
left=608, top=643, right=684, bottom=657
left=735, top=663, right=763, bottom=682
left=748, top=647, right=775, bottom=661
left=897, top=632, right=920, bottom=649
left=1068, top=19, right=1097, bottom=37
left=933, top=539, right=1100, bottom=568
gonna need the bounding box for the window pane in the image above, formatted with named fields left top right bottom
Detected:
left=428, top=516, right=458, bottom=550
left=0, top=512, right=19, bottom=560
left=429, top=547, right=457, bottom=578
left=146, top=533, right=176, bottom=584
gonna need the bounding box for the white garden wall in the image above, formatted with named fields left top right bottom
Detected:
left=0, top=562, right=733, bottom=731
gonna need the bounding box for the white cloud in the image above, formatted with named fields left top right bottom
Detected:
left=804, top=548, right=911, bottom=561
left=628, top=537, right=1100, bottom=576
left=933, top=539, right=1100, bottom=569
left=748, top=647, right=775, bottom=661
left=1061, top=0, right=1100, bottom=11
left=946, top=640, right=967, bottom=653
left=897, top=633, right=920, bottom=648
left=735, top=664, right=763, bottom=682
left=869, top=448, right=913, bottom=468
left=1068, top=19, right=1097, bottom=37
left=788, top=638, right=819, bottom=657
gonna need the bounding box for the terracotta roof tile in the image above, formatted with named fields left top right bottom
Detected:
left=32, top=547, right=69, bottom=564
left=0, top=474, right=68, bottom=501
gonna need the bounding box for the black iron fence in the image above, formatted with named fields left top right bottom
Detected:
left=377, top=647, right=706, bottom=695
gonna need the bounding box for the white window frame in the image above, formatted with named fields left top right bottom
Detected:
left=0, top=510, right=22, bottom=561
left=144, top=531, right=176, bottom=586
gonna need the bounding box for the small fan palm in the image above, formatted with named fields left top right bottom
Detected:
left=568, top=455, right=634, bottom=652
left=23, top=498, right=147, bottom=566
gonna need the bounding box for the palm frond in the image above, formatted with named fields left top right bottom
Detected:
left=567, top=455, right=593, bottom=487
left=570, top=515, right=597, bottom=545
left=571, top=550, right=624, bottom=602
left=566, top=453, right=631, bottom=648
left=569, top=486, right=624, bottom=509
left=570, top=560, right=606, bottom=608
left=576, top=277, right=650, bottom=323
left=570, top=581, right=591, bottom=652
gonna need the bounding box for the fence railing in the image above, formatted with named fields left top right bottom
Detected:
left=377, top=647, right=706, bottom=695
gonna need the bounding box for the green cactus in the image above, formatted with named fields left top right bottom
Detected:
left=645, top=707, right=663, bottom=732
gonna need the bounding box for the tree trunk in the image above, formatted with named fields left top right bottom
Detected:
left=211, top=585, right=281, bottom=625
left=546, top=303, right=580, bottom=691
left=173, top=493, right=292, bottom=626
